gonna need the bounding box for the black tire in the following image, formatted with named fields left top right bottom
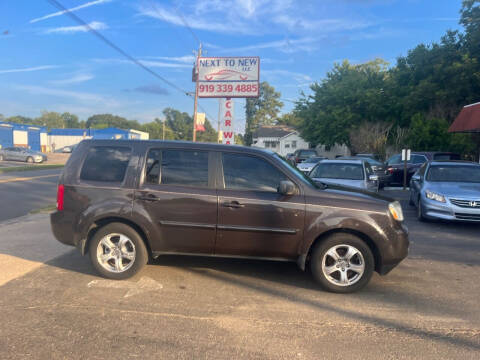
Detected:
left=409, top=192, right=415, bottom=206
left=88, top=222, right=148, bottom=280
left=310, top=233, right=374, bottom=293
left=26, top=156, right=34, bottom=163
left=417, top=197, right=427, bottom=222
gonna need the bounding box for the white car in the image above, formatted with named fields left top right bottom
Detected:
left=297, top=157, right=326, bottom=174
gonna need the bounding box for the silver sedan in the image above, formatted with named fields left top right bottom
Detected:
left=0, top=147, right=47, bottom=163
left=410, top=161, right=480, bottom=221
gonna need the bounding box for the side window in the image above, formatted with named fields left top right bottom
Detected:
left=365, top=163, right=373, bottom=176
left=418, top=162, right=428, bottom=176
left=411, top=155, right=427, bottom=164
left=387, top=154, right=401, bottom=165
left=80, top=146, right=131, bottom=182
left=161, top=150, right=209, bottom=187
left=222, top=153, right=288, bottom=192
left=145, top=149, right=162, bottom=184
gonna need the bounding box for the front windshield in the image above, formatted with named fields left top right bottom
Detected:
left=427, top=165, right=480, bottom=182
left=303, top=157, right=324, bottom=164
left=275, top=154, right=321, bottom=189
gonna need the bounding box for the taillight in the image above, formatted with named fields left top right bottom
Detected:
left=295, top=157, right=300, bottom=163
left=57, top=184, right=64, bottom=211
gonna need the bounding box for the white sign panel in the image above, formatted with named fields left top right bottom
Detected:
left=220, top=98, right=234, bottom=144
left=198, top=57, right=260, bottom=98
left=402, top=149, right=411, bottom=161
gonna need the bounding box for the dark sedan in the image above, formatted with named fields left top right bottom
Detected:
left=385, top=152, right=460, bottom=186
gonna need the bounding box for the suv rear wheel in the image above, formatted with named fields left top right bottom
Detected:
left=89, top=222, right=148, bottom=280
left=310, top=234, right=374, bottom=293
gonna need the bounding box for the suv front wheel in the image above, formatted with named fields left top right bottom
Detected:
left=89, top=222, right=148, bottom=280
left=310, top=234, right=374, bottom=293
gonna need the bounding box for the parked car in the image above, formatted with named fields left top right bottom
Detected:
left=338, top=156, right=389, bottom=188
left=309, top=159, right=379, bottom=192
left=356, top=153, right=382, bottom=161
left=285, top=152, right=296, bottom=165
left=409, top=160, right=480, bottom=222
left=293, top=149, right=317, bottom=164
left=0, top=147, right=47, bottom=163
left=62, top=144, right=77, bottom=153
left=296, top=156, right=326, bottom=174
left=385, top=151, right=460, bottom=186
left=50, top=140, right=408, bottom=293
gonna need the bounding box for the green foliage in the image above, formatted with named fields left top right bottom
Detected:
left=245, top=81, right=283, bottom=145
left=86, top=114, right=142, bottom=130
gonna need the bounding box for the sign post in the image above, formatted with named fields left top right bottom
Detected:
left=219, top=98, right=234, bottom=144
left=402, top=148, right=411, bottom=190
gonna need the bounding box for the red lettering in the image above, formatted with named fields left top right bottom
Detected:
left=225, top=120, right=231, bottom=126
left=224, top=132, right=233, bottom=138
left=226, top=141, right=231, bottom=144
left=224, top=111, right=232, bottom=117
left=226, top=100, right=232, bottom=108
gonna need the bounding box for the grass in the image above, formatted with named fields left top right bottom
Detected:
left=30, top=204, right=57, bottom=214
left=0, top=164, right=64, bottom=174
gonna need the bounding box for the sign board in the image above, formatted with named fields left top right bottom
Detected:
left=195, top=112, right=206, bottom=132
left=402, top=149, right=411, bottom=161
left=219, top=98, right=234, bottom=144
left=197, top=57, right=260, bottom=98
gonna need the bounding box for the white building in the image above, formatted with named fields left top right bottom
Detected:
left=252, top=126, right=309, bottom=156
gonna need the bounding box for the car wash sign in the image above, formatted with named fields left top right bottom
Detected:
left=197, top=57, right=260, bottom=98
left=220, top=98, right=234, bottom=144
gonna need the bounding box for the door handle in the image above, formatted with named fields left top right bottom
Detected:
left=136, top=193, right=159, bottom=202
left=222, top=201, right=245, bottom=208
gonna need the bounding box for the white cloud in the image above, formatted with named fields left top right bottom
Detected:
left=15, top=85, right=116, bottom=106
left=0, top=65, right=58, bottom=74
left=44, top=21, right=108, bottom=34
left=137, top=1, right=371, bottom=36
left=50, top=74, right=94, bottom=85
left=218, top=37, right=320, bottom=54
left=93, top=58, right=191, bottom=68
left=262, top=69, right=312, bottom=84
left=30, top=0, right=112, bottom=23
left=144, top=55, right=195, bottom=64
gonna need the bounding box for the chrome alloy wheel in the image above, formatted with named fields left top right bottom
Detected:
left=96, top=233, right=136, bottom=273
left=321, top=244, right=365, bottom=287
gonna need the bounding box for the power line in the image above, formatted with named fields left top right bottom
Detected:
left=46, top=0, right=190, bottom=97
left=173, top=6, right=201, bottom=46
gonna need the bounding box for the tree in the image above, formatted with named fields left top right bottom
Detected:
left=349, top=122, right=392, bottom=155
left=61, top=112, right=81, bottom=128
left=276, top=112, right=303, bottom=128
left=295, top=59, right=391, bottom=149
left=86, top=114, right=141, bottom=130
left=162, top=108, right=217, bottom=142
left=244, top=81, right=283, bottom=145
left=35, top=111, right=64, bottom=129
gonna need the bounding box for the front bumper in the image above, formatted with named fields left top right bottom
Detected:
left=422, top=197, right=480, bottom=222
left=377, top=222, right=409, bottom=275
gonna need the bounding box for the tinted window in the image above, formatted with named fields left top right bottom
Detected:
left=145, top=149, right=162, bottom=184
left=300, top=150, right=316, bottom=156
left=427, top=165, right=480, bottom=182
left=311, top=163, right=364, bottom=180
left=433, top=153, right=461, bottom=161
left=387, top=154, right=401, bottom=165
left=411, top=155, right=427, bottom=164
left=80, top=146, right=131, bottom=182
left=161, top=150, right=208, bottom=187
left=222, top=153, right=288, bottom=192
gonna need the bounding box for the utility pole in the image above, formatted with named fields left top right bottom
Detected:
left=193, top=43, right=202, bottom=142
left=162, top=119, right=165, bottom=140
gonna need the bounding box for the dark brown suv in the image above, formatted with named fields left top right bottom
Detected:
left=51, top=140, right=408, bottom=293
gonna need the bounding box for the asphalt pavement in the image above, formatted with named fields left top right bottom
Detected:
left=0, top=185, right=479, bottom=359
left=0, top=168, right=60, bottom=221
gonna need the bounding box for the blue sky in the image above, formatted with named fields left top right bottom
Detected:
left=0, top=0, right=463, bottom=133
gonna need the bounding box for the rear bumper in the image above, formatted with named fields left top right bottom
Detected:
left=50, top=211, right=77, bottom=247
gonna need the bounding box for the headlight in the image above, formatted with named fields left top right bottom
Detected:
left=425, top=190, right=445, bottom=203
left=388, top=201, right=404, bottom=222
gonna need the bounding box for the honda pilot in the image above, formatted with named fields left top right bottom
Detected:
left=51, top=140, right=409, bottom=293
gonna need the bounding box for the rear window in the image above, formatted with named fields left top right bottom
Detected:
left=433, top=153, right=461, bottom=161
left=80, top=146, right=131, bottom=182
left=311, top=163, right=364, bottom=180
left=300, top=150, right=316, bottom=156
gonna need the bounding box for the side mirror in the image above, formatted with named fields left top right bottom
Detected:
left=369, top=175, right=379, bottom=181
left=278, top=180, right=296, bottom=195
left=411, top=174, right=421, bottom=182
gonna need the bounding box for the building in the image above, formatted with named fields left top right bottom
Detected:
left=0, top=122, right=48, bottom=152
left=0, top=122, right=149, bottom=153
left=252, top=125, right=309, bottom=156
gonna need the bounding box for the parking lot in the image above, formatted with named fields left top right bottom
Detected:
left=0, top=170, right=479, bottom=359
